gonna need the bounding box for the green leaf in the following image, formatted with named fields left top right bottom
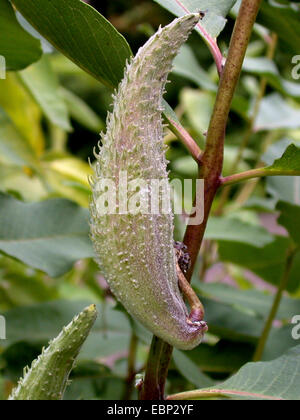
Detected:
left=258, top=1, right=300, bottom=54
left=205, top=217, right=273, bottom=247
left=243, top=57, right=300, bottom=99
left=19, top=55, right=72, bottom=132
left=267, top=144, right=300, bottom=173
left=188, top=340, right=254, bottom=374
left=218, top=236, right=300, bottom=293
left=198, top=282, right=300, bottom=321
left=0, top=260, right=58, bottom=308
left=202, top=298, right=264, bottom=343
left=0, top=107, right=38, bottom=168
left=263, top=139, right=300, bottom=205
left=12, top=0, right=132, bottom=88
left=277, top=201, right=300, bottom=247
left=154, top=0, right=237, bottom=38
left=60, top=87, right=104, bottom=132
left=0, top=0, right=42, bottom=71
left=173, top=349, right=214, bottom=388
left=255, top=94, right=300, bottom=131
left=173, top=45, right=217, bottom=91
left=0, top=194, right=93, bottom=277
left=0, top=73, right=45, bottom=155
left=171, top=345, right=300, bottom=400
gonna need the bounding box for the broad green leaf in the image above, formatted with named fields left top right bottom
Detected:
left=173, top=45, right=217, bottom=92
left=154, top=0, right=237, bottom=38
left=198, top=283, right=300, bottom=321
left=277, top=201, right=300, bottom=247
left=255, top=94, right=300, bottom=131
left=262, top=138, right=298, bottom=167
left=205, top=217, right=273, bottom=247
left=173, top=349, right=214, bottom=388
left=267, top=143, right=300, bottom=173
left=0, top=107, right=38, bottom=168
left=19, top=55, right=72, bottom=132
left=0, top=0, right=42, bottom=71
left=12, top=0, right=132, bottom=88
left=171, top=345, right=300, bottom=400
left=215, top=345, right=300, bottom=400
left=0, top=74, right=45, bottom=155
left=243, top=57, right=300, bottom=99
left=258, top=1, right=300, bottom=54
left=263, top=139, right=300, bottom=205
left=0, top=194, right=93, bottom=277
left=60, top=88, right=104, bottom=132
left=218, top=236, right=300, bottom=293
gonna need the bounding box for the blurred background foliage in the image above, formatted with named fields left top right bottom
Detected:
left=0, top=0, right=300, bottom=400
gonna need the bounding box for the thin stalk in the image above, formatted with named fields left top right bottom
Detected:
left=220, top=167, right=300, bottom=187
left=140, top=0, right=262, bottom=400
left=123, top=331, right=138, bottom=400
left=253, top=247, right=297, bottom=362
left=139, top=337, right=173, bottom=400
left=166, top=118, right=202, bottom=163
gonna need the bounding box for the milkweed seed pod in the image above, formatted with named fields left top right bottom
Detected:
left=90, top=14, right=207, bottom=350
left=9, top=305, right=97, bottom=400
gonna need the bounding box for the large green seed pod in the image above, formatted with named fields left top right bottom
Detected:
left=90, top=14, right=206, bottom=350
left=9, top=305, right=97, bottom=400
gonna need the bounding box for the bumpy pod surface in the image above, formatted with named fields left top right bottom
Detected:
left=90, top=14, right=205, bottom=350
left=9, top=305, right=97, bottom=400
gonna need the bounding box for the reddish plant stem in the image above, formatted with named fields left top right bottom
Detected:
left=123, top=331, right=138, bottom=400
left=139, top=337, right=173, bottom=400
left=141, top=0, right=263, bottom=400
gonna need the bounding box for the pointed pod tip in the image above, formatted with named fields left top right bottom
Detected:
left=86, top=304, right=97, bottom=314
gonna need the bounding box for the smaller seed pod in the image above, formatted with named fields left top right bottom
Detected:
left=90, top=14, right=207, bottom=350
left=9, top=305, right=97, bottom=400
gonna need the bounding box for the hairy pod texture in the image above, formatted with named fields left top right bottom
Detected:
left=9, top=305, right=97, bottom=400
left=90, top=14, right=206, bottom=350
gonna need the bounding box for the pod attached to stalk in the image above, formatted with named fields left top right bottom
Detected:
left=90, top=14, right=207, bottom=350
